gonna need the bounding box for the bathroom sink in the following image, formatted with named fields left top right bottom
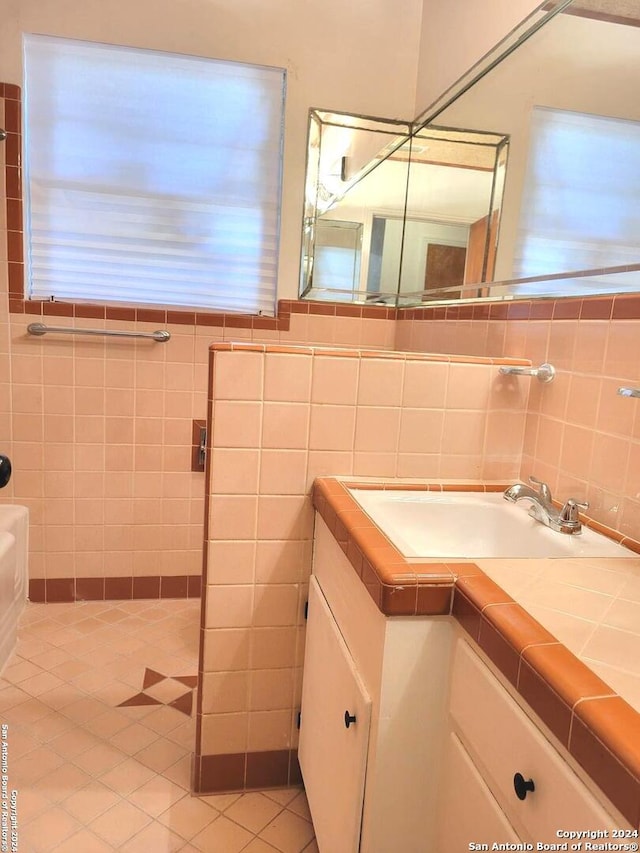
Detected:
left=348, top=490, right=634, bottom=559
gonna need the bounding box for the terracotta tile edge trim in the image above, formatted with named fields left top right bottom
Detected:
left=193, top=749, right=301, bottom=793
left=315, top=476, right=640, bottom=824
left=11, top=295, right=396, bottom=326
left=394, top=289, right=640, bottom=323
left=312, top=478, right=456, bottom=616
left=521, top=643, right=617, bottom=713
left=27, top=575, right=202, bottom=602
left=15, top=293, right=639, bottom=325
left=569, top=698, right=640, bottom=827
left=340, top=480, right=511, bottom=493
left=460, top=597, right=640, bottom=823
left=11, top=297, right=297, bottom=330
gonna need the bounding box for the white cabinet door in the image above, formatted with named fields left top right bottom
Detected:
left=436, top=732, right=521, bottom=852
left=299, top=576, right=372, bottom=853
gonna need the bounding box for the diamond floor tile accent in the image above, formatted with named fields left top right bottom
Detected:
left=118, top=667, right=197, bottom=715
left=143, top=669, right=166, bottom=688
left=1, top=600, right=316, bottom=852
left=168, top=691, right=194, bottom=715
left=118, top=691, right=163, bottom=709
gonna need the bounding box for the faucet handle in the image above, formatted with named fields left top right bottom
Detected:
left=528, top=475, right=552, bottom=504
left=560, top=499, right=589, bottom=524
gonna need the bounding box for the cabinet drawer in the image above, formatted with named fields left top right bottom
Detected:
left=437, top=732, right=521, bottom=852
left=449, top=638, right=619, bottom=841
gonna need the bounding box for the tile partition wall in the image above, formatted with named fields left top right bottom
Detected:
left=195, top=342, right=530, bottom=792
left=395, top=295, right=640, bottom=542
left=0, top=83, right=395, bottom=601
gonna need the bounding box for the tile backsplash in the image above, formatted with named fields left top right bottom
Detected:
left=396, top=303, right=640, bottom=540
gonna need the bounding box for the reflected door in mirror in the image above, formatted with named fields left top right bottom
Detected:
left=424, top=244, right=467, bottom=298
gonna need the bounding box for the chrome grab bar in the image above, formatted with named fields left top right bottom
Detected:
left=27, top=323, right=170, bottom=342
left=618, top=387, right=640, bottom=399
left=498, top=362, right=555, bottom=383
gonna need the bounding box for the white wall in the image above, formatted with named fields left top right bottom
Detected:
left=414, top=0, right=545, bottom=116
left=0, top=0, right=423, bottom=301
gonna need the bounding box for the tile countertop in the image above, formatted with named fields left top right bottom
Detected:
left=312, top=477, right=640, bottom=829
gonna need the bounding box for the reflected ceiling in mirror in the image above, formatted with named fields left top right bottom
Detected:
left=299, top=0, right=640, bottom=307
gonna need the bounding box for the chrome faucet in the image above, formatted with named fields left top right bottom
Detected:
left=503, top=476, right=589, bottom=535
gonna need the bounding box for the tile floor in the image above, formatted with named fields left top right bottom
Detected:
left=0, top=598, right=317, bottom=852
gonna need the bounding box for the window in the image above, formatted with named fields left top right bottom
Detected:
left=23, top=35, right=286, bottom=315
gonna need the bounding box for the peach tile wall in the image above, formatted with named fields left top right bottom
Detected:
left=396, top=304, right=640, bottom=541
left=521, top=316, right=640, bottom=541
left=4, top=310, right=394, bottom=587
left=197, top=344, right=528, bottom=785
left=8, top=313, right=213, bottom=583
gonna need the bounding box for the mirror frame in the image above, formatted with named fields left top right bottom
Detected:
left=299, top=110, right=413, bottom=303
left=300, top=113, right=508, bottom=306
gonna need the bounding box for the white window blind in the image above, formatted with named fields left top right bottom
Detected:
left=23, top=35, right=286, bottom=315
left=513, top=107, right=640, bottom=294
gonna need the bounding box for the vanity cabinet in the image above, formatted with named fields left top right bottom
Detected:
left=302, top=516, right=631, bottom=852
left=439, top=637, right=624, bottom=847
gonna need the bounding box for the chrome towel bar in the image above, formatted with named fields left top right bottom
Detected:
left=27, top=323, right=170, bottom=342
left=498, top=362, right=555, bottom=383
left=618, top=387, right=640, bottom=399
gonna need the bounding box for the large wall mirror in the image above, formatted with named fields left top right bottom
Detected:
left=299, top=0, right=640, bottom=306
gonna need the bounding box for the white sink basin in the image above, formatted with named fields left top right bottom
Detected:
left=349, top=490, right=634, bottom=559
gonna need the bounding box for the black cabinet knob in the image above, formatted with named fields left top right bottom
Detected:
left=513, top=772, right=535, bottom=800
left=344, top=710, right=357, bottom=729
left=0, top=456, right=11, bottom=489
